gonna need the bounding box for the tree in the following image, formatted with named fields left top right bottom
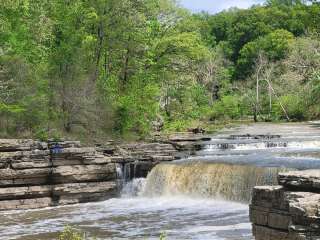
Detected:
left=237, top=29, right=294, bottom=77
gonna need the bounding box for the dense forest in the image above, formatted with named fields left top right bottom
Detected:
left=1, top=0, right=320, bottom=141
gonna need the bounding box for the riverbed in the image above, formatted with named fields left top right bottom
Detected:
left=1, top=122, right=320, bottom=240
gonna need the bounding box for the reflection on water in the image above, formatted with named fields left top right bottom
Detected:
left=0, top=196, right=251, bottom=240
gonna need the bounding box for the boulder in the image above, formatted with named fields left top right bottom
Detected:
left=251, top=170, right=320, bottom=240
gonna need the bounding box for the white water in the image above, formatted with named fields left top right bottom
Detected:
left=2, top=123, right=320, bottom=240
left=204, top=140, right=320, bottom=151
left=0, top=194, right=251, bottom=240
left=0, top=170, right=253, bottom=240
left=141, top=162, right=285, bottom=202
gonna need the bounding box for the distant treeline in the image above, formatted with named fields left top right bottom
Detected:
left=0, top=0, right=319, bottom=140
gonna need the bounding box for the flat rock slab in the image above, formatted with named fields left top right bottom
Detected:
left=48, top=141, right=81, bottom=149
left=167, top=134, right=211, bottom=142
left=52, top=164, right=117, bottom=183
left=279, top=170, right=320, bottom=191
left=0, top=139, right=48, bottom=152
left=0, top=197, right=52, bottom=211
left=0, top=181, right=118, bottom=210
left=0, top=150, right=51, bottom=169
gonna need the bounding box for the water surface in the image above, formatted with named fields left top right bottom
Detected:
left=2, top=123, right=320, bottom=239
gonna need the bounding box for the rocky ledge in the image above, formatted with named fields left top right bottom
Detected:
left=250, top=169, right=320, bottom=240
left=0, top=138, right=184, bottom=211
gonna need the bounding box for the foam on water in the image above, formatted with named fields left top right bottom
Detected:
left=0, top=195, right=251, bottom=240
left=2, top=123, right=320, bottom=240
left=204, top=140, right=320, bottom=151
left=142, top=162, right=286, bottom=202
left=121, top=178, right=146, bottom=197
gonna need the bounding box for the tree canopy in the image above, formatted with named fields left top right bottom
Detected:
left=1, top=0, right=320, bottom=140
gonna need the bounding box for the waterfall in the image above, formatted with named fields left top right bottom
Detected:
left=204, top=140, right=320, bottom=151
left=142, top=162, right=289, bottom=203
left=121, top=178, right=146, bottom=197
left=116, top=164, right=124, bottom=179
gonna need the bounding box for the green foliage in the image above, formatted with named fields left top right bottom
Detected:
left=160, top=232, right=167, bottom=240
left=114, top=81, right=160, bottom=136
left=35, top=128, right=49, bottom=142
left=0, top=103, right=24, bottom=114
left=164, top=118, right=193, bottom=132
left=237, top=29, right=294, bottom=77
left=58, top=226, right=85, bottom=240
left=203, top=1, right=320, bottom=79
left=210, top=95, right=248, bottom=120
left=1, top=0, right=320, bottom=139
left=274, top=94, right=305, bottom=120
left=306, top=71, right=320, bottom=118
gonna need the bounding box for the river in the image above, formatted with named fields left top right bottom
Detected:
left=1, top=122, right=320, bottom=240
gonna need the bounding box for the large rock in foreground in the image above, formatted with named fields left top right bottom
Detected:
left=250, top=170, right=320, bottom=240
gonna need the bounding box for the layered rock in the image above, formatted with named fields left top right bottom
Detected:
left=0, top=138, right=182, bottom=211
left=103, top=142, right=180, bottom=180
left=154, top=132, right=211, bottom=152
left=0, top=140, right=120, bottom=210
left=250, top=170, right=320, bottom=240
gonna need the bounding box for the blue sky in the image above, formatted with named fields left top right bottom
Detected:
left=180, top=0, right=265, bottom=13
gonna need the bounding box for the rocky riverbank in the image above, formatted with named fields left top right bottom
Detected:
left=0, top=134, right=209, bottom=211
left=250, top=170, right=320, bottom=240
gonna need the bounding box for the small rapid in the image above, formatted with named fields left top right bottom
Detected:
left=204, top=140, right=320, bottom=151
left=1, top=123, right=320, bottom=240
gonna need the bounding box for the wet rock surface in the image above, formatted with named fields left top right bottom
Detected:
left=0, top=138, right=182, bottom=210
left=250, top=170, right=320, bottom=240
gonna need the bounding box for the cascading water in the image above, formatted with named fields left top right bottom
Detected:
left=121, top=178, right=146, bottom=197
left=204, top=140, right=320, bottom=151
left=2, top=123, right=320, bottom=240
left=142, top=162, right=288, bottom=202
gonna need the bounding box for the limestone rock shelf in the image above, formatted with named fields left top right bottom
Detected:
left=250, top=170, right=320, bottom=240
left=0, top=138, right=183, bottom=211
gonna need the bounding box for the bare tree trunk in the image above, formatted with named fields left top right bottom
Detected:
left=254, top=59, right=263, bottom=122
left=269, top=84, right=272, bottom=118
left=266, top=79, right=290, bottom=121
left=93, top=21, right=104, bottom=82
left=122, top=47, right=130, bottom=87
left=254, top=53, right=267, bottom=122
left=254, top=75, right=259, bottom=122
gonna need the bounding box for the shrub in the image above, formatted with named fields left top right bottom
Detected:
left=58, top=226, right=85, bottom=240
left=273, top=94, right=305, bottom=121
left=209, top=95, right=246, bottom=120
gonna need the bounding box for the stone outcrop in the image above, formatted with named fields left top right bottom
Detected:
left=250, top=170, right=320, bottom=240
left=0, top=140, right=119, bottom=210
left=0, top=138, right=183, bottom=211
left=155, top=132, right=211, bottom=152
left=102, top=142, right=180, bottom=180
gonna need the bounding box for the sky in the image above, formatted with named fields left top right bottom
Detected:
left=180, top=0, right=265, bottom=14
